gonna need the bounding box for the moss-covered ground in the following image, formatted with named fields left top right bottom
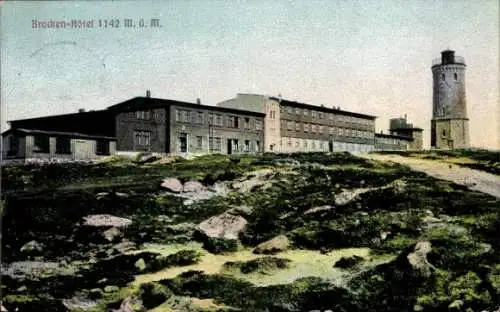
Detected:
left=1, top=152, right=499, bottom=311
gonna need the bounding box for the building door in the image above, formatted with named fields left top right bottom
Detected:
left=178, top=133, right=188, bottom=153
left=328, top=141, right=333, bottom=152
left=227, top=139, right=233, bottom=155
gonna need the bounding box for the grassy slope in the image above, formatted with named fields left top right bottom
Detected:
left=1, top=152, right=499, bottom=312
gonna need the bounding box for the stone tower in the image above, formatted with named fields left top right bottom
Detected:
left=431, top=50, right=470, bottom=149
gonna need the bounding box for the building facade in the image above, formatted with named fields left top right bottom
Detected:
left=389, top=116, right=424, bottom=150
left=107, top=96, right=265, bottom=156
left=2, top=128, right=116, bottom=161
left=431, top=50, right=470, bottom=150
left=217, top=93, right=377, bottom=153
left=374, top=132, right=413, bottom=151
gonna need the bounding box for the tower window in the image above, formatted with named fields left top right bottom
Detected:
left=442, top=129, right=446, bottom=137
left=441, top=74, right=445, bottom=81
left=454, top=73, right=457, bottom=80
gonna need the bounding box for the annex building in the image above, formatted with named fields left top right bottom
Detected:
left=1, top=92, right=423, bottom=162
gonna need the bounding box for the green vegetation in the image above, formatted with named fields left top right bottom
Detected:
left=2, top=151, right=499, bottom=312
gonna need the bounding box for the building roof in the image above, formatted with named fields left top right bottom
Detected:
left=6, top=109, right=109, bottom=124
left=107, top=97, right=266, bottom=117
left=268, top=97, right=377, bottom=120
left=2, top=128, right=116, bottom=140
left=390, top=127, right=424, bottom=132
left=375, top=132, right=414, bottom=141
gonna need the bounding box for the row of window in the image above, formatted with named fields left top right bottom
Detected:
left=376, top=137, right=404, bottom=145
left=284, top=121, right=375, bottom=139
left=281, top=106, right=372, bottom=125
left=32, top=135, right=109, bottom=155
left=175, top=109, right=263, bottom=130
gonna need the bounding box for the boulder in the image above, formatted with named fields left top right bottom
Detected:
left=253, top=235, right=290, bottom=255
left=134, top=258, right=146, bottom=272
left=82, top=214, right=132, bottom=228
left=402, top=241, right=436, bottom=277
left=183, top=181, right=205, bottom=193
left=112, top=296, right=145, bottom=312
left=20, top=240, right=44, bottom=254
left=161, top=178, right=183, bottom=193
left=196, top=212, right=247, bottom=253
left=102, top=227, right=123, bottom=242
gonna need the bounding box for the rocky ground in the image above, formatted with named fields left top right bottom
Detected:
left=1, top=151, right=500, bottom=312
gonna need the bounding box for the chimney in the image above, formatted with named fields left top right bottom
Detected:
left=146, top=90, right=151, bottom=98
left=78, top=108, right=85, bottom=113
left=196, top=98, right=201, bottom=105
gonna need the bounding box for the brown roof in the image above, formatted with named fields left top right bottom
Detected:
left=107, top=97, right=266, bottom=117
left=2, top=128, right=116, bottom=140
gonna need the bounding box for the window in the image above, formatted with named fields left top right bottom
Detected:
left=319, top=112, right=323, bottom=119
left=228, top=116, right=239, bottom=128
left=208, top=112, right=214, bottom=124
left=329, top=114, right=333, bottom=120
left=196, top=112, right=204, bottom=124
left=209, top=137, right=222, bottom=151
left=269, top=111, right=276, bottom=119
left=303, top=109, right=308, bottom=116
left=134, top=131, right=151, bottom=149
left=312, top=142, right=316, bottom=149
left=442, top=74, right=445, bottom=81
left=304, top=123, right=309, bottom=132
left=295, top=122, right=301, bottom=131
left=319, top=125, right=324, bottom=134
left=175, top=109, right=190, bottom=122
left=9, top=136, right=19, bottom=153
left=339, top=128, right=344, bottom=136
left=288, top=139, right=292, bottom=147
left=33, top=134, right=50, bottom=153
left=136, top=110, right=151, bottom=120
left=442, top=129, right=446, bottom=137
left=454, top=73, right=458, bottom=80
left=214, top=114, right=223, bottom=126
left=244, top=140, right=251, bottom=152
left=287, top=121, right=294, bottom=131
left=312, top=111, right=317, bottom=118
left=311, top=124, right=317, bottom=133
left=295, top=141, right=299, bottom=147
left=195, top=136, right=203, bottom=149
left=255, top=120, right=263, bottom=130
left=295, top=108, right=301, bottom=115
left=96, top=140, right=110, bottom=155
left=256, top=140, right=261, bottom=152
left=329, top=126, right=334, bottom=135
left=55, top=137, right=71, bottom=154
left=244, top=117, right=250, bottom=129
left=287, top=107, right=292, bottom=114
left=304, top=141, right=308, bottom=148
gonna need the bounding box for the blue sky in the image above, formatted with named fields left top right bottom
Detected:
left=1, top=0, right=498, bottom=148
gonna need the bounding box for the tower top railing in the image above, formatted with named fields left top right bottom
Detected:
left=432, top=55, right=466, bottom=67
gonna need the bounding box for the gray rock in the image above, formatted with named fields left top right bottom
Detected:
left=20, top=240, right=44, bottom=254
left=254, top=235, right=290, bottom=254
left=102, top=227, right=123, bottom=242
left=406, top=241, right=436, bottom=277
left=196, top=212, right=247, bottom=240
left=161, top=178, right=183, bottom=193
left=113, top=297, right=144, bottom=312
left=183, top=181, right=205, bottom=193
left=134, top=258, right=146, bottom=271
left=82, top=214, right=132, bottom=228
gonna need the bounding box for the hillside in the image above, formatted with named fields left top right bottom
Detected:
left=1, top=151, right=500, bottom=312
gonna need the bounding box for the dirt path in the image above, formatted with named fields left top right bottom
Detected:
left=357, top=153, right=500, bottom=199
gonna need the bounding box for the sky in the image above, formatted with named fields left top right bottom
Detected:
left=1, top=0, right=498, bottom=149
